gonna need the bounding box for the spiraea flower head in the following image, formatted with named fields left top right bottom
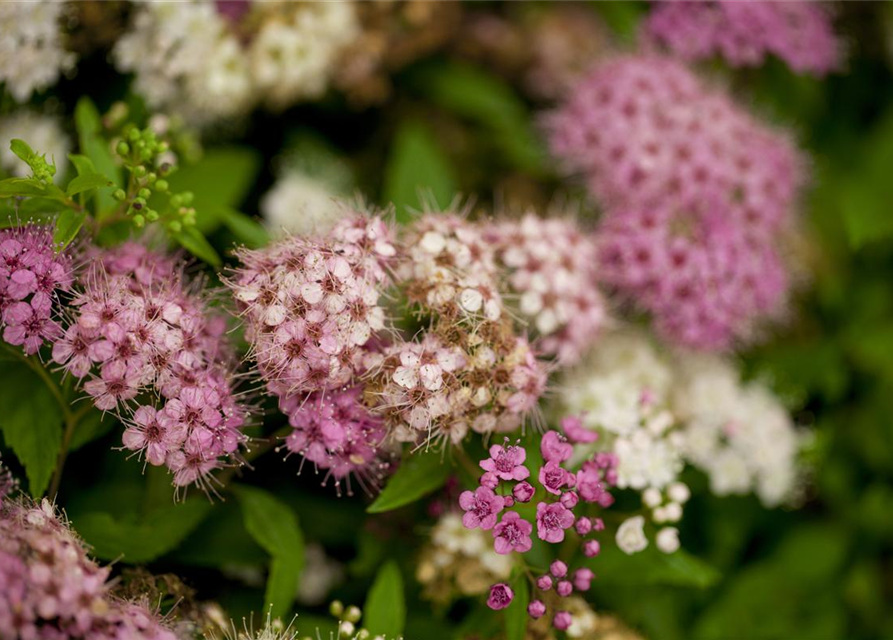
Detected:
left=487, top=210, right=607, bottom=364
left=644, top=1, right=841, bottom=76
left=548, top=55, right=803, bottom=349
left=0, top=495, right=177, bottom=639
left=53, top=242, right=249, bottom=491
left=0, top=224, right=73, bottom=355
left=0, top=0, right=77, bottom=103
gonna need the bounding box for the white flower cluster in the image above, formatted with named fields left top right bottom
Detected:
left=113, top=0, right=357, bottom=127
left=671, top=352, right=803, bottom=507
left=563, top=329, right=803, bottom=552
left=0, top=0, right=76, bottom=103
left=0, top=111, right=70, bottom=180
left=261, top=172, right=347, bottom=237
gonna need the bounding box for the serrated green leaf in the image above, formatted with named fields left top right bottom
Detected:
left=505, top=573, right=529, bottom=640
left=74, top=98, right=121, bottom=216
left=53, top=209, right=87, bottom=249
left=70, top=499, right=213, bottom=563
left=220, top=207, right=270, bottom=248
left=585, top=542, right=721, bottom=589
left=66, top=173, right=113, bottom=196
left=164, top=147, right=261, bottom=233
left=174, top=226, right=222, bottom=266
left=364, top=560, right=406, bottom=639
left=235, top=485, right=305, bottom=619
left=367, top=451, right=451, bottom=513
left=0, top=177, right=47, bottom=198
left=383, top=121, right=457, bottom=224
left=0, top=360, right=63, bottom=497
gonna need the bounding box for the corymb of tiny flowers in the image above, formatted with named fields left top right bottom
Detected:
left=461, top=425, right=617, bottom=627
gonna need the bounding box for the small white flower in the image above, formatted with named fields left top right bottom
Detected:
left=656, top=527, right=680, bottom=554
left=642, top=487, right=662, bottom=508
left=616, top=515, right=649, bottom=555
left=667, top=481, right=691, bottom=504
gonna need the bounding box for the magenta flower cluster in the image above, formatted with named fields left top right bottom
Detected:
left=645, top=1, right=840, bottom=76
left=280, top=385, right=391, bottom=494
left=459, top=421, right=616, bottom=629
left=549, top=55, right=803, bottom=350
left=0, top=496, right=176, bottom=639
left=0, top=224, right=72, bottom=355
left=487, top=213, right=606, bottom=365
left=228, top=214, right=395, bottom=400
left=52, top=243, right=248, bottom=489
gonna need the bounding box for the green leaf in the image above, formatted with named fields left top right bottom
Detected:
left=53, top=209, right=87, bottom=249
left=174, top=226, right=222, bottom=266
left=164, top=147, right=261, bottom=233
left=586, top=543, right=721, bottom=589
left=235, top=485, right=305, bottom=619
left=590, top=1, right=646, bottom=42
left=74, top=98, right=121, bottom=216
left=505, top=573, right=529, bottom=640
left=382, top=121, right=457, bottom=224
left=367, top=451, right=451, bottom=513
left=364, top=560, right=406, bottom=639
left=66, top=173, right=113, bottom=196
left=170, top=502, right=267, bottom=567
left=220, top=207, right=270, bottom=248
left=70, top=499, right=213, bottom=563
left=410, top=62, right=545, bottom=174
left=0, top=178, right=47, bottom=198
left=0, top=359, right=63, bottom=497
left=10, top=139, right=37, bottom=164
left=68, top=153, right=97, bottom=177
left=68, top=410, right=115, bottom=452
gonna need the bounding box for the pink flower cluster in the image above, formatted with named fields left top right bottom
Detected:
left=228, top=214, right=395, bottom=400
left=644, top=1, right=841, bottom=76
left=280, top=385, right=392, bottom=495
left=459, top=422, right=616, bottom=629
left=0, top=497, right=176, bottom=640
left=53, top=243, right=248, bottom=489
left=549, top=55, right=803, bottom=349
left=0, top=225, right=72, bottom=355
left=487, top=213, right=606, bottom=364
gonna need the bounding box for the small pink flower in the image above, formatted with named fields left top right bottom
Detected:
left=459, top=486, right=506, bottom=530
left=541, top=431, right=573, bottom=464
left=539, top=460, right=572, bottom=495
left=487, top=583, right=514, bottom=611
left=492, top=511, right=533, bottom=555
left=480, top=441, right=530, bottom=481
left=560, top=491, right=579, bottom=509
left=561, top=415, right=598, bottom=444
left=575, top=517, right=593, bottom=536
left=528, top=599, right=546, bottom=619
left=513, top=481, right=535, bottom=503
left=536, top=502, right=575, bottom=543
left=553, top=611, right=572, bottom=631
left=593, top=518, right=605, bottom=531
left=573, top=568, right=595, bottom=592
left=550, top=560, right=568, bottom=578
left=537, top=575, right=553, bottom=591
left=583, top=539, right=601, bottom=557
left=480, top=471, right=499, bottom=489
left=556, top=580, right=573, bottom=597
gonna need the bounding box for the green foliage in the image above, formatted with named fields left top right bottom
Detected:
left=383, top=120, right=457, bottom=223
left=235, top=485, right=305, bottom=620
left=504, top=573, right=529, bottom=640
left=367, top=450, right=452, bottom=513
left=587, top=543, right=721, bottom=589
left=0, top=360, right=62, bottom=497
left=74, top=97, right=122, bottom=216
left=364, top=560, right=406, bottom=639
left=173, top=225, right=222, bottom=266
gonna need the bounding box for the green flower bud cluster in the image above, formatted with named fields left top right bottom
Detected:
left=305, top=601, right=391, bottom=640
left=111, top=122, right=197, bottom=234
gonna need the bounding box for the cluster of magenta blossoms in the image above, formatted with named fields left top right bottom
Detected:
left=549, top=55, right=803, bottom=350
left=280, top=385, right=392, bottom=495
left=644, top=0, right=841, bottom=76
left=52, top=243, right=248, bottom=490
left=486, top=213, right=606, bottom=365
left=459, top=420, right=617, bottom=629
left=0, top=492, right=176, bottom=639
left=0, top=224, right=73, bottom=355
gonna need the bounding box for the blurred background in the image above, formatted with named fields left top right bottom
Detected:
left=2, top=1, right=893, bottom=639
